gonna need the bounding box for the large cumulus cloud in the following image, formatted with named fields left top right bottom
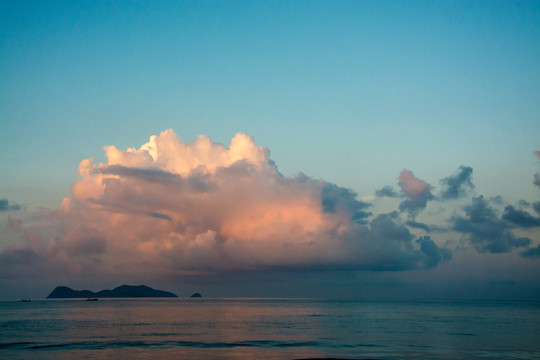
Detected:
left=1, top=130, right=449, bottom=279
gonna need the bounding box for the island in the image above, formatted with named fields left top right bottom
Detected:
left=46, top=285, right=178, bottom=298
left=190, top=292, right=202, bottom=298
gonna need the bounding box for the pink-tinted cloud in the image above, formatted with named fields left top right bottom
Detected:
left=398, top=169, right=434, bottom=217
left=534, top=150, right=540, bottom=188
left=0, top=130, right=448, bottom=280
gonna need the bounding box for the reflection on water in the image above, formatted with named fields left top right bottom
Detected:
left=1, top=298, right=540, bottom=359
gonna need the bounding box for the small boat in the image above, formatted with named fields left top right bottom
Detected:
left=21, top=299, right=31, bottom=302
left=85, top=298, right=99, bottom=301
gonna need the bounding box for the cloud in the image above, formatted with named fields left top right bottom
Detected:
left=521, top=244, right=540, bottom=259
left=375, top=185, right=399, bottom=198
left=148, top=212, right=173, bottom=222
left=352, top=212, right=450, bottom=270
left=398, top=169, right=434, bottom=218
left=320, top=181, right=372, bottom=223
left=416, top=236, right=451, bottom=268
left=534, top=150, right=540, bottom=188
left=439, top=166, right=474, bottom=199
left=0, top=130, right=449, bottom=280
left=502, top=206, right=540, bottom=228
left=450, top=196, right=531, bottom=253
left=0, top=199, right=21, bottom=212
left=405, top=220, right=430, bottom=233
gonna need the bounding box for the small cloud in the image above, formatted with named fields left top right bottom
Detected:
left=450, top=196, right=531, bottom=253
left=517, top=200, right=530, bottom=207
left=490, top=195, right=505, bottom=205
left=405, top=220, right=430, bottom=233
left=375, top=185, right=399, bottom=198
left=360, top=212, right=450, bottom=270
left=0, top=199, right=21, bottom=212
left=521, top=244, right=540, bottom=259
left=439, top=166, right=474, bottom=200
left=502, top=206, right=540, bottom=228
left=148, top=212, right=173, bottom=222
left=533, top=202, right=540, bottom=214
left=534, top=174, right=540, bottom=188
left=534, top=150, right=540, bottom=188
left=321, top=182, right=372, bottom=222
left=416, top=236, right=451, bottom=268
left=398, top=169, right=434, bottom=218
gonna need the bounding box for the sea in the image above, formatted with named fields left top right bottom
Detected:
left=1, top=298, right=539, bottom=360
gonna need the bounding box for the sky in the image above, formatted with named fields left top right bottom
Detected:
left=1, top=0, right=540, bottom=300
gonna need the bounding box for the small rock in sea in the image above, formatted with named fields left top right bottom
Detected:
left=190, top=293, right=202, bottom=298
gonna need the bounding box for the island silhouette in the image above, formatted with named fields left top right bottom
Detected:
left=47, top=285, right=178, bottom=298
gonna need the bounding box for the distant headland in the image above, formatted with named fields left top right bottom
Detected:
left=46, top=285, right=178, bottom=298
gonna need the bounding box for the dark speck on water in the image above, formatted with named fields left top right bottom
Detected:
left=1, top=298, right=539, bottom=360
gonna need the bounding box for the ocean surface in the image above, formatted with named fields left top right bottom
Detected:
left=1, top=298, right=539, bottom=360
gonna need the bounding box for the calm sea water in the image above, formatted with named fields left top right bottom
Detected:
left=1, top=298, right=539, bottom=360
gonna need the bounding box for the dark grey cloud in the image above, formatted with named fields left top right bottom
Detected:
left=416, top=236, right=451, bottom=268
left=321, top=182, right=371, bottom=223
left=375, top=185, right=399, bottom=198
left=502, top=206, right=540, bottom=228
left=517, top=200, right=530, bottom=207
left=490, top=195, right=504, bottom=205
left=450, top=196, right=531, bottom=253
left=439, top=166, right=474, bottom=199
left=149, top=212, right=173, bottom=222
left=405, top=220, right=430, bottom=233
left=533, top=202, right=540, bottom=215
left=0, top=198, right=21, bottom=211
left=521, top=244, right=540, bottom=258
left=399, top=196, right=433, bottom=218
left=355, top=212, right=450, bottom=271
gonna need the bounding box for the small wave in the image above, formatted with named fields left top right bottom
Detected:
left=0, top=341, right=34, bottom=349
left=4, top=339, right=383, bottom=351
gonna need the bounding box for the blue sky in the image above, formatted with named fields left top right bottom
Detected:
left=1, top=1, right=540, bottom=299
